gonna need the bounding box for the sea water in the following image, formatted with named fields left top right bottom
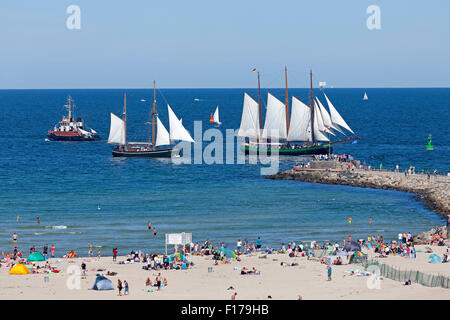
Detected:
left=0, top=88, right=448, bottom=256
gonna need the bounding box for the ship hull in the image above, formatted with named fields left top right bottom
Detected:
left=112, top=148, right=179, bottom=158
left=47, top=133, right=101, bottom=142
left=242, top=143, right=332, bottom=156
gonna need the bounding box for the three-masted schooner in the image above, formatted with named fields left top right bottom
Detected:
left=107, top=82, right=195, bottom=157
left=238, top=68, right=359, bottom=155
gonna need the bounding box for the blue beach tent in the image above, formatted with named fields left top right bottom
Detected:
left=221, top=248, right=237, bottom=259
left=92, top=275, right=114, bottom=290
left=169, top=252, right=188, bottom=263
left=428, top=254, right=442, bottom=264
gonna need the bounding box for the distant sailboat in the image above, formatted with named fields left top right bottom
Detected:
left=363, top=92, right=368, bottom=100
left=212, top=106, right=221, bottom=126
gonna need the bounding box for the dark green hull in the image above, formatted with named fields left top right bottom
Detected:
left=242, top=144, right=332, bottom=156
left=112, top=148, right=180, bottom=158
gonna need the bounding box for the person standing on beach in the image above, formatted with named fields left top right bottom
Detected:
left=256, top=237, right=262, bottom=251
left=231, top=292, right=237, bottom=300
left=51, top=244, right=55, bottom=257
left=117, top=279, right=123, bottom=296
left=327, top=266, right=332, bottom=281
left=43, top=244, right=48, bottom=259
left=88, top=244, right=93, bottom=257
left=153, top=227, right=157, bottom=237
left=81, top=262, right=86, bottom=276
left=113, top=248, right=118, bottom=261
left=156, top=273, right=161, bottom=291
left=98, top=249, right=102, bottom=259
left=124, top=280, right=129, bottom=295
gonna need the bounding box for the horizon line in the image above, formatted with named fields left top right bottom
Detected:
left=1, top=86, right=450, bottom=90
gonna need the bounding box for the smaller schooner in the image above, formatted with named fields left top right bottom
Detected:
left=107, top=82, right=194, bottom=157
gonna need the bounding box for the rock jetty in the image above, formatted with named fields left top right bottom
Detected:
left=266, top=161, right=450, bottom=217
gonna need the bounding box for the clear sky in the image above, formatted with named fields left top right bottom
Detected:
left=0, top=0, right=449, bottom=88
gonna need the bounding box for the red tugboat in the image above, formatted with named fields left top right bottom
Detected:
left=47, top=96, right=101, bottom=141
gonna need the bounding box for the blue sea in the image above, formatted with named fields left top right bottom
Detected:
left=0, top=88, right=448, bottom=257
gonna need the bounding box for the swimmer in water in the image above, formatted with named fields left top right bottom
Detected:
left=348, top=216, right=352, bottom=225
left=153, top=227, right=157, bottom=237
left=37, top=217, right=40, bottom=225
left=148, top=221, right=151, bottom=230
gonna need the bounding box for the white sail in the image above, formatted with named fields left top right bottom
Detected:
left=261, top=93, right=287, bottom=139
left=315, top=97, right=336, bottom=136
left=90, top=128, right=97, bottom=134
left=363, top=92, right=368, bottom=100
left=107, top=113, right=125, bottom=145
left=155, top=116, right=171, bottom=147
left=213, top=106, right=221, bottom=124
left=167, top=104, right=195, bottom=143
left=79, top=128, right=91, bottom=136
left=287, top=97, right=312, bottom=142
left=237, top=93, right=260, bottom=138
left=313, top=102, right=329, bottom=142
left=324, top=93, right=354, bottom=134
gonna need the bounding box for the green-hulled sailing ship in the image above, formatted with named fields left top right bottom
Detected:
left=238, top=68, right=359, bottom=155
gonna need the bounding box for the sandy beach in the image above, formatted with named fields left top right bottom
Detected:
left=2, top=244, right=449, bottom=300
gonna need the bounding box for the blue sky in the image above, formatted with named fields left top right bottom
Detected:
left=0, top=1, right=449, bottom=88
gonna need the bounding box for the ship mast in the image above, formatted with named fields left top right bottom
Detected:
left=123, top=93, right=127, bottom=148
left=285, top=66, right=290, bottom=144
left=152, top=81, right=156, bottom=151
left=257, top=71, right=262, bottom=132
left=310, top=70, right=315, bottom=145
left=67, top=96, right=73, bottom=121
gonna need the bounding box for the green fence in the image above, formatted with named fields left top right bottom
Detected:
left=363, top=260, right=450, bottom=289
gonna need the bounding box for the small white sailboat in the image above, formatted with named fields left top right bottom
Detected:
left=363, top=92, right=368, bottom=100
left=213, top=106, right=221, bottom=126
left=97, top=204, right=101, bottom=211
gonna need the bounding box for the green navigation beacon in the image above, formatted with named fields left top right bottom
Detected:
left=426, top=134, right=434, bottom=151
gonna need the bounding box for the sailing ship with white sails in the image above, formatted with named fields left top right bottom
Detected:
left=363, top=92, right=368, bottom=100
left=238, top=68, right=359, bottom=155
left=107, top=82, right=195, bottom=157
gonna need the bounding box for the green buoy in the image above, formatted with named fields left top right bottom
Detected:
left=426, top=134, right=434, bottom=151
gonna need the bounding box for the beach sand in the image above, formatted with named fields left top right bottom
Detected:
left=1, top=245, right=449, bottom=300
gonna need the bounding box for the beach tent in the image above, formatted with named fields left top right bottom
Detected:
left=344, top=241, right=361, bottom=252
left=221, top=248, right=237, bottom=259
left=9, top=264, right=30, bottom=275
left=428, top=254, right=442, bottom=264
left=27, top=252, right=45, bottom=262
left=92, top=275, right=114, bottom=290
left=169, top=252, right=188, bottom=263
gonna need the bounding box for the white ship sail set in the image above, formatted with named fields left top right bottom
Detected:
left=238, top=68, right=359, bottom=155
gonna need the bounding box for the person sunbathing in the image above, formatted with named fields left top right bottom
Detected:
left=145, top=277, right=152, bottom=286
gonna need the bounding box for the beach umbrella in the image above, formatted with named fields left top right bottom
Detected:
left=27, top=252, right=45, bottom=262
left=9, top=264, right=30, bottom=275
